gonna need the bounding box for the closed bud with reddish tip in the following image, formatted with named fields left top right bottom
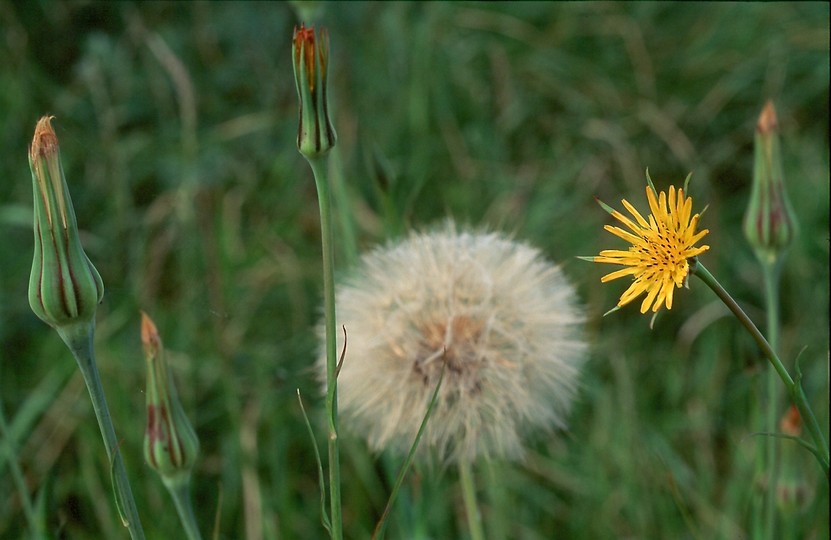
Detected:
left=292, top=24, right=336, bottom=158
left=27, top=117, right=104, bottom=339
left=742, top=101, right=797, bottom=265
left=141, top=312, right=199, bottom=486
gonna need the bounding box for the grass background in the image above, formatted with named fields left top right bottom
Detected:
left=0, top=2, right=828, bottom=538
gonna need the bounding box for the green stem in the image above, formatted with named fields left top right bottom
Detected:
left=0, top=399, right=44, bottom=539
left=372, top=365, right=445, bottom=540
left=308, top=155, right=343, bottom=540
left=692, top=262, right=829, bottom=477
left=458, top=461, right=485, bottom=540
left=59, top=325, right=146, bottom=539
left=165, top=479, right=202, bottom=540
left=761, top=262, right=781, bottom=540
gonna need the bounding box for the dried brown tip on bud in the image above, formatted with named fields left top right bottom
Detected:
left=31, top=116, right=59, bottom=163
left=757, top=100, right=778, bottom=135
left=141, top=311, right=162, bottom=355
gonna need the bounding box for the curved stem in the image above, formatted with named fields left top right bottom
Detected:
left=59, top=325, right=146, bottom=539
left=692, top=262, right=829, bottom=477
left=458, top=461, right=485, bottom=540
left=308, top=155, right=343, bottom=540
left=165, top=479, right=202, bottom=540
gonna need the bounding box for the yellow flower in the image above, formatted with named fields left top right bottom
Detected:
left=588, top=178, right=710, bottom=314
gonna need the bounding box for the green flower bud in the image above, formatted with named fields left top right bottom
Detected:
left=142, top=312, right=200, bottom=486
left=292, top=24, right=336, bottom=158
left=28, top=117, right=104, bottom=338
left=742, top=101, right=797, bottom=265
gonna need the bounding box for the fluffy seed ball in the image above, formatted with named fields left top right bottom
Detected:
left=319, top=223, right=587, bottom=463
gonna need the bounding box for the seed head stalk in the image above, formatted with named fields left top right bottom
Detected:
left=691, top=261, right=829, bottom=477
left=459, top=461, right=485, bottom=540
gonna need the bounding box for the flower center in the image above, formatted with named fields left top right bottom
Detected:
left=413, top=316, right=484, bottom=393
left=639, top=229, right=688, bottom=272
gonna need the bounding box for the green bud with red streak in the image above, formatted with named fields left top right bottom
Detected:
left=28, top=117, right=104, bottom=338
left=142, top=312, right=199, bottom=485
left=742, top=101, right=797, bottom=265
left=292, top=24, right=336, bottom=158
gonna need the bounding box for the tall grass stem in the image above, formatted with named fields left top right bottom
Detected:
left=0, top=400, right=43, bottom=538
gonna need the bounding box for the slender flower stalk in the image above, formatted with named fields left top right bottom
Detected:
left=757, top=265, right=782, bottom=540
left=141, top=312, right=202, bottom=540
left=293, top=24, right=341, bottom=539
left=690, top=263, right=828, bottom=476
left=27, top=117, right=145, bottom=539
left=458, top=461, right=485, bottom=540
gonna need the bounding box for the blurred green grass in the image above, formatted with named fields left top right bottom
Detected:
left=0, top=2, right=828, bottom=538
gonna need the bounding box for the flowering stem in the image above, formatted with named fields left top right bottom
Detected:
left=458, top=461, right=485, bottom=540
left=372, top=365, right=445, bottom=540
left=58, top=325, right=146, bottom=539
left=165, top=480, right=202, bottom=540
left=691, top=262, right=829, bottom=477
left=761, top=261, right=781, bottom=540
left=307, top=154, right=343, bottom=540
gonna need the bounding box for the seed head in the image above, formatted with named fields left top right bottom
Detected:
left=319, top=223, right=587, bottom=463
